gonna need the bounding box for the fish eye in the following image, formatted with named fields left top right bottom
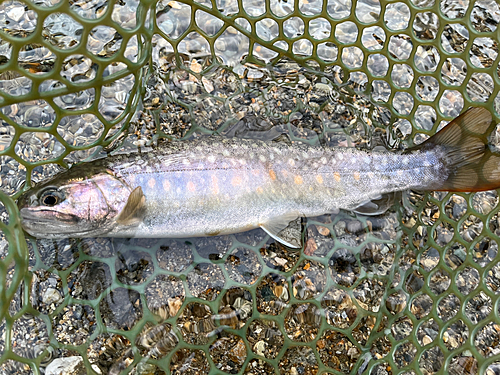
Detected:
left=39, top=188, right=64, bottom=207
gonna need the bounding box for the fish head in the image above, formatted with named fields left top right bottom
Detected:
left=18, top=168, right=130, bottom=238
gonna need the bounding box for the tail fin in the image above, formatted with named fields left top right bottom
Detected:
left=410, top=107, right=500, bottom=192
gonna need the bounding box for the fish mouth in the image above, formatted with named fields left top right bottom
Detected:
left=19, top=207, right=79, bottom=224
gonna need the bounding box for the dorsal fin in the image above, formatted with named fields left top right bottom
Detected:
left=116, top=186, right=146, bottom=225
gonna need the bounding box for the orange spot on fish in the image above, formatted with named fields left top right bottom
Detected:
left=334, top=172, right=341, bottom=182
left=163, top=180, right=170, bottom=191
left=231, top=176, right=242, bottom=186
left=294, top=175, right=303, bottom=185
left=269, top=169, right=277, bottom=180
left=148, top=178, right=156, bottom=188
left=316, top=175, right=323, bottom=184
left=211, top=175, right=219, bottom=195
left=353, top=171, right=360, bottom=181
left=256, top=186, right=264, bottom=194
left=187, top=181, right=196, bottom=192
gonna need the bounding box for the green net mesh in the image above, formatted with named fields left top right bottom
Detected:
left=1, top=0, right=500, bottom=374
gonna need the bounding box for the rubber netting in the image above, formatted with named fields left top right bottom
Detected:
left=1, top=0, right=500, bottom=374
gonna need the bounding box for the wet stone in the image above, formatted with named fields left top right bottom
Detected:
left=359, top=242, right=395, bottom=276
left=187, top=263, right=225, bottom=301
left=0, top=360, right=34, bottom=375
left=445, top=243, right=466, bottom=270
left=209, top=333, right=247, bottom=374
left=393, top=341, right=417, bottom=368
left=30, top=269, right=63, bottom=314
left=80, top=238, right=116, bottom=258
left=245, top=359, right=275, bottom=374
left=53, top=304, right=96, bottom=346
left=449, top=354, right=478, bottom=375
left=385, top=290, right=407, bottom=315
left=115, top=249, right=154, bottom=285
left=35, top=238, right=80, bottom=271
left=217, top=287, right=253, bottom=329
left=405, top=270, right=424, bottom=294
left=193, top=236, right=231, bottom=260
left=419, top=346, right=444, bottom=374
left=291, top=260, right=326, bottom=300
left=420, top=247, right=440, bottom=272
left=417, top=318, right=439, bottom=346
left=475, top=322, right=500, bottom=357
left=411, top=294, right=433, bottom=320
left=391, top=316, right=414, bottom=341
left=437, top=294, right=460, bottom=322
left=487, top=262, right=500, bottom=293
left=473, top=237, right=498, bottom=267
left=429, top=269, right=451, bottom=295
left=456, top=266, right=480, bottom=295
left=371, top=336, right=391, bottom=360
left=321, top=286, right=358, bottom=329
left=279, top=346, right=318, bottom=375
left=465, top=291, right=492, bottom=324
left=177, top=302, right=215, bottom=345
left=353, top=278, right=386, bottom=312
left=247, top=319, right=284, bottom=359
left=145, top=274, right=185, bottom=319
left=256, top=273, right=289, bottom=315
left=284, top=303, right=322, bottom=342
left=225, top=247, right=263, bottom=285
left=0, top=314, right=49, bottom=360
left=136, top=322, right=179, bottom=359
left=260, top=242, right=301, bottom=272
left=156, top=239, right=194, bottom=272
left=317, top=330, right=360, bottom=373
left=443, top=319, right=468, bottom=350
left=87, top=334, right=132, bottom=375
left=170, top=348, right=210, bottom=375
left=329, top=248, right=360, bottom=287
left=67, top=260, right=112, bottom=301
left=99, top=287, right=143, bottom=331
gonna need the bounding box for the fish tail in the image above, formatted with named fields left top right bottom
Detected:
left=411, top=107, right=500, bottom=192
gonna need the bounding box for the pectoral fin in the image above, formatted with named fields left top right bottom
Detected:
left=352, top=192, right=399, bottom=216
left=116, top=186, right=146, bottom=225
left=260, top=213, right=303, bottom=248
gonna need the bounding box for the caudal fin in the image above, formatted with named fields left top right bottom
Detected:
left=411, top=107, right=500, bottom=192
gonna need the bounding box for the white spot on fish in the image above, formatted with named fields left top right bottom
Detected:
left=321, top=157, right=327, bottom=164
left=208, top=155, right=216, bottom=163
left=338, top=154, right=343, bottom=161
left=363, top=156, right=370, bottom=164
left=259, top=155, right=266, bottom=162
left=223, top=150, right=230, bottom=157
left=182, top=159, right=190, bottom=165
left=288, top=159, right=295, bottom=166
left=402, top=157, right=409, bottom=165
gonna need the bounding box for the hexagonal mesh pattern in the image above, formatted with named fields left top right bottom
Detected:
left=1, top=0, right=500, bottom=374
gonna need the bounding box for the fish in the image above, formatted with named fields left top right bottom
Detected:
left=17, top=107, right=500, bottom=248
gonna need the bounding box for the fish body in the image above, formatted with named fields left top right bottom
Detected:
left=17, top=108, right=500, bottom=246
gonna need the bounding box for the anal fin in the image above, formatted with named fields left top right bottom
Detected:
left=260, top=212, right=303, bottom=248
left=352, top=192, right=399, bottom=216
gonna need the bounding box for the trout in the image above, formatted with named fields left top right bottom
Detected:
left=17, top=107, right=500, bottom=247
